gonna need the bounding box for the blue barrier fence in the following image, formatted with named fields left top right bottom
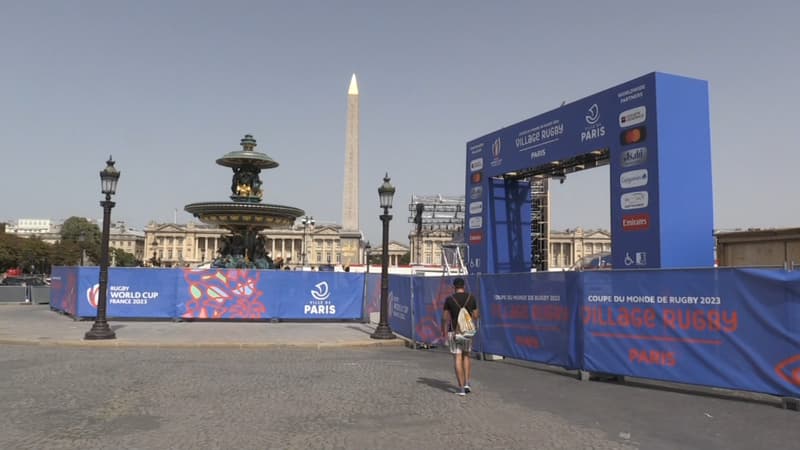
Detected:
left=51, top=267, right=365, bottom=321
left=50, top=266, right=799, bottom=397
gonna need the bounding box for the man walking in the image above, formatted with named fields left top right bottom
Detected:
left=441, top=277, right=479, bottom=396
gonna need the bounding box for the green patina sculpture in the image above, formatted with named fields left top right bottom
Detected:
left=184, top=134, right=304, bottom=270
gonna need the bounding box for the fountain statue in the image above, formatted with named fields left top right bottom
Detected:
left=185, top=135, right=304, bottom=269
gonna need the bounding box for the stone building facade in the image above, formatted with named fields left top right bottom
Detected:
left=715, top=227, right=800, bottom=267
left=145, top=221, right=362, bottom=268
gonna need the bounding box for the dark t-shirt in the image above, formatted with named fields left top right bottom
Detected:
left=443, top=292, right=478, bottom=332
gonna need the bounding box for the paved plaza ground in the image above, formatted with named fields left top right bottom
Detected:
left=0, top=305, right=798, bottom=449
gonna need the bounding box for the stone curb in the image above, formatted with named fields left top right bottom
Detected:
left=0, top=338, right=407, bottom=350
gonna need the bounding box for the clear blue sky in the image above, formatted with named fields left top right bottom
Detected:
left=2, top=1, right=798, bottom=243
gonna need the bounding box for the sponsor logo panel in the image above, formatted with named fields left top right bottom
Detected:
left=621, top=147, right=647, bottom=167
left=620, top=169, right=648, bottom=189
left=620, top=126, right=647, bottom=145
left=470, top=157, right=484, bottom=172
left=469, top=232, right=483, bottom=244
left=469, top=201, right=483, bottom=215
left=471, top=172, right=482, bottom=184
left=620, top=191, right=649, bottom=210
left=469, top=216, right=483, bottom=229
left=470, top=186, right=483, bottom=200
left=619, top=106, right=646, bottom=128
left=622, top=213, right=650, bottom=231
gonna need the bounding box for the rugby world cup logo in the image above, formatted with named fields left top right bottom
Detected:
left=311, top=281, right=330, bottom=301
left=86, top=283, right=99, bottom=309
left=492, top=138, right=501, bottom=159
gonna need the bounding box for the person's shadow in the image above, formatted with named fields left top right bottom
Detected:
left=416, top=377, right=457, bottom=393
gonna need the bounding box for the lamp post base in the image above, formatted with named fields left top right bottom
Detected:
left=84, top=322, right=116, bottom=340
left=370, top=324, right=396, bottom=340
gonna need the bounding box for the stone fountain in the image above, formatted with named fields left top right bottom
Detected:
left=185, top=135, right=304, bottom=269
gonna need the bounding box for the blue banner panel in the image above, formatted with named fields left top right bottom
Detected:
left=412, top=276, right=481, bottom=346
left=176, top=269, right=274, bottom=319
left=480, top=272, right=580, bottom=369
left=581, top=269, right=800, bottom=397
left=49, top=266, right=79, bottom=316
left=387, top=275, right=413, bottom=340
left=364, top=273, right=381, bottom=318
left=267, top=271, right=364, bottom=320
left=76, top=267, right=101, bottom=318
left=104, top=268, right=177, bottom=318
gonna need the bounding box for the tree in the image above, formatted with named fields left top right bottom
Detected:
left=0, top=234, right=58, bottom=275
left=0, top=233, right=24, bottom=272
left=18, top=236, right=50, bottom=274
left=111, top=248, right=140, bottom=267
left=367, top=252, right=382, bottom=264
left=399, top=251, right=411, bottom=265
left=60, top=217, right=101, bottom=263
left=50, top=241, right=81, bottom=268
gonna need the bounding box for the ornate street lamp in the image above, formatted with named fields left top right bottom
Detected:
left=150, top=238, right=160, bottom=267
left=78, top=231, right=86, bottom=266
left=301, top=215, right=314, bottom=268
left=371, top=173, right=396, bottom=340
left=364, top=241, right=371, bottom=274
left=85, top=156, right=120, bottom=340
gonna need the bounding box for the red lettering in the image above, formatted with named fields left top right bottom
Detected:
left=706, top=310, right=721, bottom=331
left=491, top=304, right=532, bottom=320
left=722, top=310, right=738, bottom=332
left=629, top=348, right=676, bottom=367
left=663, top=309, right=676, bottom=329
left=533, top=305, right=569, bottom=321
left=643, top=309, right=656, bottom=328
left=617, top=308, right=631, bottom=327
left=692, top=311, right=707, bottom=331
left=604, top=307, right=617, bottom=326
left=515, top=335, right=540, bottom=348
left=662, top=309, right=738, bottom=333
left=584, top=306, right=658, bottom=330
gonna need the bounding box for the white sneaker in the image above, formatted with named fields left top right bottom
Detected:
left=456, top=389, right=466, bottom=396
left=464, top=384, right=471, bottom=393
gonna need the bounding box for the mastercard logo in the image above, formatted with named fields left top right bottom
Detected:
left=471, top=172, right=482, bottom=184
left=620, top=126, right=647, bottom=146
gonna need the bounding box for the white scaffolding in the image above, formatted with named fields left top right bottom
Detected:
left=441, top=243, right=468, bottom=275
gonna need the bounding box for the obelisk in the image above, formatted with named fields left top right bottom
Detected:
left=340, top=73, right=362, bottom=265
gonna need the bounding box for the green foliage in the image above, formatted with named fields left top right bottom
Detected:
left=18, top=236, right=50, bottom=273
left=367, top=252, right=381, bottom=264
left=0, top=233, right=24, bottom=272
left=0, top=218, right=144, bottom=273
left=0, top=234, right=52, bottom=274
left=50, top=241, right=82, bottom=267
left=399, top=251, right=411, bottom=265
left=111, top=248, right=140, bottom=267
left=60, top=217, right=101, bottom=262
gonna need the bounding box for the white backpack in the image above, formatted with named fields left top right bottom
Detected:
left=455, top=295, right=476, bottom=338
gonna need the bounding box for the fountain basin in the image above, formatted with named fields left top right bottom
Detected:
left=185, top=202, right=304, bottom=229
